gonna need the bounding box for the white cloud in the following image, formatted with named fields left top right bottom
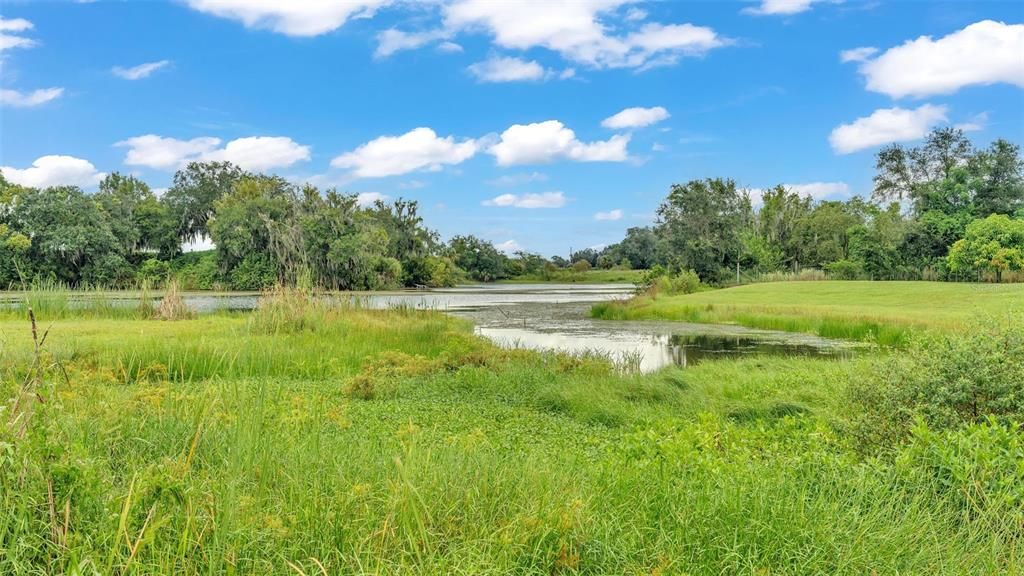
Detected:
left=0, top=87, right=63, bottom=107
left=839, top=46, right=877, bottom=63
left=117, top=134, right=310, bottom=171
left=437, top=41, right=464, bottom=53
left=1, top=155, right=105, bottom=188
left=601, top=106, right=669, bottom=129
left=184, top=0, right=393, bottom=36
left=468, top=56, right=548, bottom=82
left=829, top=104, right=948, bottom=154
left=117, top=135, right=221, bottom=170
left=443, top=0, right=727, bottom=69
left=376, top=28, right=449, bottom=58
left=0, top=16, right=36, bottom=52
left=0, top=17, right=32, bottom=32
left=483, top=191, right=566, bottom=208
left=486, top=172, right=548, bottom=186
left=955, top=112, right=988, bottom=132
left=489, top=120, right=630, bottom=166
left=495, top=239, right=522, bottom=253
left=742, top=0, right=819, bottom=16
left=202, top=136, right=311, bottom=172
left=594, top=209, right=623, bottom=221
left=624, top=7, right=647, bottom=21
left=651, top=143, right=666, bottom=152
left=331, top=127, right=478, bottom=178
left=356, top=192, right=389, bottom=207
left=112, top=60, right=171, bottom=80
left=747, top=182, right=851, bottom=205
left=855, top=20, right=1024, bottom=98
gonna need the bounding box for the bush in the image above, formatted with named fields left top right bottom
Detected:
left=572, top=259, right=592, bottom=273
left=249, top=285, right=324, bottom=334
left=636, top=266, right=703, bottom=296
left=824, top=259, right=863, bottom=280
left=137, top=258, right=171, bottom=285
left=172, top=251, right=221, bottom=290
left=848, top=315, right=1024, bottom=453
left=228, top=253, right=277, bottom=291
left=895, top=419, right=1023, bottom=528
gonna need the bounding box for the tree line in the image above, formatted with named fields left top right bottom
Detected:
left=1, top=128, right=1022, bottom=290
left=591, top=128, right=1024, bottom=283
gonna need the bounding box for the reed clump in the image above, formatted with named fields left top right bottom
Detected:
left=248, top=284, right=327, bottom=334
left=154, top=279, right=194, bottom=320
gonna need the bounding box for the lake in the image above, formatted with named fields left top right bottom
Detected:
left=185, top=284, right=856, bottom=372
left=1, top=284, right=855, bottom=372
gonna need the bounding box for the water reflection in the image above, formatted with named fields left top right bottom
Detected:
left=1, top=284, right=855, bottom=372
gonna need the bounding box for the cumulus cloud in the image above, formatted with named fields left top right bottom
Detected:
left=356, top=192, right=390, bottom=207
left=117, top=134, right=310, bottom=171
left=483, top=191, right=566, bottom=208
left=839, top=46, right=877, bottom=63
left=376, top=28, right=449, bottom=58
left=202, top=136, right=311, bottom=172
left=594, top=209, right=623, bottom=221
left=468, top=56, right=548, bottom=82
left=442, top=0, right=727, bottom=69
left=601, top=106, right=669, bottom=129
left=495, top=239, right=523, bottom=253
left=437, top=41, right=464, bottom=53
left=829, top=104, right=948, bottom=154
left=854, top=20, right=1024, bottom=98
left=184, top=0, right=393, bottom=36
left=0, top=16, right=36, bottom=52
left=0, top=87, right=63, bottom=107
left=331, top=127, right=478, bottom=178
left=112, top=60, right=171, bottom=80
left=488, top=120, right=630, bottom=166
left=742, top=0, right=819, bottom=16
left=1, top=155, right=105, bottom=188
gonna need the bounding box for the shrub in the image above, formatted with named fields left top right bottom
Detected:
left=824, top=259, right=863, bottom=280
left=572, top=259, right=592, bottom=273
left=895, top=419, right=1023, bottom=528
left=636, top=266, right=703, bottom=296
left=848, top=315, right=1024, bottom=453
left=137, top=258, right=171, bottom=285
left=155, top=279, right=194, bottom=320
left=249, top=285, right=324, bottom=334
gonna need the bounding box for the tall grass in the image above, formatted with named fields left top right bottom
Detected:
left=1, top=291, right=1020, bottom=573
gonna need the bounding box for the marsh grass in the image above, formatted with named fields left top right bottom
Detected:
left=0, top=291, right=1021, bottom=574
left=593, top=280, right=1024, bottom=345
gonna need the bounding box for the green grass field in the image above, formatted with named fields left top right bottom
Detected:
left=1, top=290, right=1020, bottom=574
left=592, top=280, right=1024, bottom=344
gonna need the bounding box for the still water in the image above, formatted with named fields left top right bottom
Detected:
left=4, top=284, right=854, bottom=372
left=174, top=284, right=854, bottom=372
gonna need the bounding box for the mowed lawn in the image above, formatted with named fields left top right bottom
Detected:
left=592, top=281, right=1024, bottom=343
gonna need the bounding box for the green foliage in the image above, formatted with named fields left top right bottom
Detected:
left=170, top=251, right=220, bottom=290
left=448, top=235, right=509, bottom=281
left=571, top=259, right=592, bottom=273
left=947, top=214, right=1024, bottom=281
left=657, top=178, right=749, bottom=282
left=824, top=258, right=862, bottom=280
left=847, top=315, right=1024, bottom=452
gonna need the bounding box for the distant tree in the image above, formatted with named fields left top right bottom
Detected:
left=368, top=199, right=438, bottom=286
left=448, top=235, right=508, bottom=281
left=5, top=186, right=128, bottom=285
left=969, top=139, right=1024, bottom=216
left=96, top=173, right=179, bottom=259
left=947, top=214, right=1024, bottom=281
left=164, top=161, right=246, bottom=243
left=873, top=127, right=974, bottom=209
left=657, top=178, right=746, bottom=282
left=572, top=259, right=592, bottom=273
left=604, top=227, right=658, bottom=269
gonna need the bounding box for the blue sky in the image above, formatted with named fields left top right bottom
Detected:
left=2, top=1, right=1022, bottom=257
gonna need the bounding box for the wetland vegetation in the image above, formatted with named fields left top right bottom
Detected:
left=1, top=283, right=1022, bottom=574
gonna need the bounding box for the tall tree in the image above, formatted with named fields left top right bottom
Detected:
left=656, top=178, right=746, bottom=282
left=164, top=161, right=245, bottom=243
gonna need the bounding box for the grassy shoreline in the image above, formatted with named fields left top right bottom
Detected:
left=592, top=280, right=1024, bottom=345
left=1, top=290, right=1020, bottom=574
